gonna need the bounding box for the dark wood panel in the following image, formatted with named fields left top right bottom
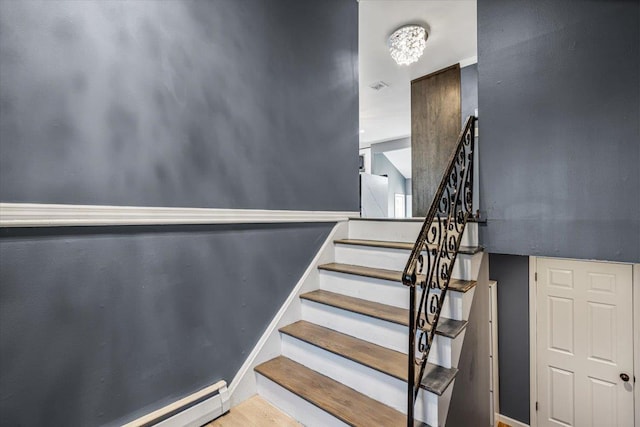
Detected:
left=411, top=64, right=461, bottom=216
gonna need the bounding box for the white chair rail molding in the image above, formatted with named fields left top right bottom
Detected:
left=0, top=203, right=359, bottom=227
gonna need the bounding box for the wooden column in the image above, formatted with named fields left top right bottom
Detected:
left=411, top=64, right=461, bottom=216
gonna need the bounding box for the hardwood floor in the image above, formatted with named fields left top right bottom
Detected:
left=207, top=396, right=301, bottom=427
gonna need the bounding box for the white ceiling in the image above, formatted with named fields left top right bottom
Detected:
left=383, top=147, right=411, bottom=179
left=359, top=0, right=477, bottom=146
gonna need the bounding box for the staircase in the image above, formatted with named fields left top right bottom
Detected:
left=250, top=117, right=481, bottom=426
left=252, top=218, right=483, bottom=427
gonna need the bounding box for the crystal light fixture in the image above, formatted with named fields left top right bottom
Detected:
left=388, top=25, right=427, bottom=66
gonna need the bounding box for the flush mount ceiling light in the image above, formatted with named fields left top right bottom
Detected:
left=388, top=25, right=428, bottom=66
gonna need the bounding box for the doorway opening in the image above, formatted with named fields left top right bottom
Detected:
left=357, top=0, right=477, bottom=218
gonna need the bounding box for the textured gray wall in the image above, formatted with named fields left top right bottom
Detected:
left=479, top=2, right=639, bottom=423
left=489, top=254, right=530, bottom=424
left=478, top=0, right=640, bottom=262
left=0, top=0, right=359, bottom=210
left=446, top=253, right=491, bottom=427
left=0, top=0, right=358, bottom=425
left=0, top=223, right=332, bottom=426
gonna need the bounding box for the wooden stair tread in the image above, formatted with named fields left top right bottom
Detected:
left=280, top=320, right=457, bottom=396
left=318, top=262, right=477, bottom=293
left=334, top=238, right=483, bottom=255
left=255, top=356, right=430, bottom=427
left=347, top=217, right=427, bottom=223
left=348, top=217, right=482, bottom=223
left=300, top=290, right=467, bottom=338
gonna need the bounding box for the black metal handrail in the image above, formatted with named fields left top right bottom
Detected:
left=402, top=116, right=476, bottom=426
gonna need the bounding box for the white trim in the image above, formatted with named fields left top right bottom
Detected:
left=529, top=256, right=538, bottom=427
left=495, top=412, right=530, bottom=427
left=634, top=264, right=640, bottom=427
left=0, top=203, right=358, bottom=227
left=122, top=380, right=228, bottom=427
left=228, top=221, right=348, bottom=406
left=489, top=280, right=500, bottom=420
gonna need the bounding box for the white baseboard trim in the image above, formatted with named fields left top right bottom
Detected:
left=122, top=380, right=229, bottom=427
left=495, top=413, right=530, bottom=427
left=0, top=203, right=359, bottom=227
left=228, top=221, right=348, bottom=406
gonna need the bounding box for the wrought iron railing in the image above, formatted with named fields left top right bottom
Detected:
left=402, top=116, right=476, bottom=426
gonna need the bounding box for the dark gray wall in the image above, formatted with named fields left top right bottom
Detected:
left=489, top=254, right=530, bottom=424
left=479, top=4, right=639, bottom=422
left=0, top=223, right=332, bottom=426
left=446, top=253, right=491, bottom=427
left=478, top=0, right=640, bottom=263
left=0, top=0, right=359, bottom=211
left=0, top=0, right=358, bottom=425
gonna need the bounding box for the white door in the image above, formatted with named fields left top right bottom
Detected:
left=536, top=258, right=634, bottom=427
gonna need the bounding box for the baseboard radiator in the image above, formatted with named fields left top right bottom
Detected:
left=122, top=380, right=230, bottom=427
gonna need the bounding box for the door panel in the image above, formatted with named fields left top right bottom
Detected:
left=588, top=377, right=617, bottom=427
left=548, top=366, right=575, bottom=425
left=536, top=258, right=633, bottom=427
left=587, top=302, right=616, bottom=363
left=548, top=296, right=574, bottom=354
left=411, top=64, right=460, bottom=216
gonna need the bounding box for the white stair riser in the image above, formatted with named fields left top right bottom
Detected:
left=442, top=222, right=477, bottom=247
left=334, top=245, right=481, bottom=281
left=319, top=271, right=473, bottom=321
left=256, top=374, right=348, bottom=427
left=449, top=328, right=465, bottom=370
left=463, top=222, right=478, bottom=247
left=301, top=299, right=453, bottom=368
left=348, top=221, right=478, bottom=247
left=348, top=220, right=422, bottom=243
left=281, top=335, right=439, bottom=427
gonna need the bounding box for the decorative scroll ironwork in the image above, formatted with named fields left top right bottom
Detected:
left=402, top=116, right=476, bottom=426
